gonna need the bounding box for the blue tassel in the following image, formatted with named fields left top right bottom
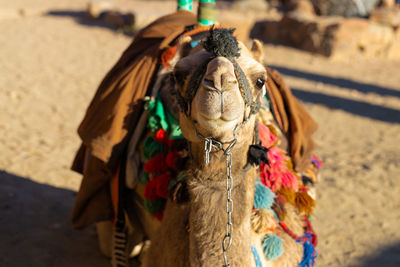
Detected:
left=262, top=234, right=284, bottom=260
left=297, top=232, right=317, bottom=267
left=254, top=179, right=275, bottom=210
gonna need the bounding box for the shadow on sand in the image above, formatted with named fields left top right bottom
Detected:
left=270, top=64, right=400, bottom=99
left=0, top=171, right=109, bottom=267
left=355, top=241, right=400, bottom=267
left=46, top=10, right=135, bottom=36
left=292, top=89, right=400, bottom=124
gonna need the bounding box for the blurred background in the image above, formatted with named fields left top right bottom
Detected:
left=0, top=0, right=399, bottom=266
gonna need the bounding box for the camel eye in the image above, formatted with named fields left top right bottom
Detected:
left=255, top=78, right=265, bottom=90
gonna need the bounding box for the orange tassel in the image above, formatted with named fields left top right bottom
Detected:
left=277, top=187, right=296, bottom=204
left=295, top=191, right=315, bottom=215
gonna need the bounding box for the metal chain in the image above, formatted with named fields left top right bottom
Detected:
left=222, top=149, right=233, bottom=267
left=202, top=137, right=237, bottom=267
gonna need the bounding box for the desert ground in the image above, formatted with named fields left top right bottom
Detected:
left=1, top=0, right=399, bottom=266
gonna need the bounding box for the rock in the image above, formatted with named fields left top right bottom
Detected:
left=251, top=9, right=400, bottom=60
left=124, top=12, right=135, bottom=27
left=86, top=0, right=113, bottom=19
left=284, top=0, right=315, bottom=15
left=314, top=0, right=379, bottom=17
left=369, top=7, right=400, bottom=27
left=379, top=0, right=395, bottom=8
left=231, top=0, right=269, bottom=11
left=100, top=11, right=125, bottom=28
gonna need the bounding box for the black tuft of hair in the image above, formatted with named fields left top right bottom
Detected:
left=203, top=28, right=240, bottom=58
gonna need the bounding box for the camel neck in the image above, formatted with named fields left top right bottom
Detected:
left=186, top=163, right=256, bottom=266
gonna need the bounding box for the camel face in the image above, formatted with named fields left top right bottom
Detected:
left=174, top=40, right=267, bottom=143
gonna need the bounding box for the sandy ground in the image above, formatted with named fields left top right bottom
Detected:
left=1, top=1, right=399, bottom=266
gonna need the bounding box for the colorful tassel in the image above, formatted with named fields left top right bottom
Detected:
left=254, top=179, right=275, bottom=210
left=258, top=122, right=278, bottom=148
left=311, top=155, right=323, bottom=169
left=251, top=209, right=277, bottom=234
left=153, top=209, right=164, bottom=221
left=144, top=178, right=158, bottom=200
left=143, top=198, right=165, bottom=214
left=277, top=187, right=296, bottom=204
left=297, top=232, right=317, bottom=267
left=260, top=146, right=298, bottom=192
left=262, top=234, right=284, bottom=261
left=271, top=197, right=287, bottom=221
left=142, top=136, right=164, bottom=161
left=161, top=45, right=178, bottom=68
left=295, top=191, right=315, bottom=215
left=166, top=150, right=178, bottom=169
left=154, top=128, right=169, bottom=144
left=281, top=170, right=299, bottom=191
left=155, top=173, right=172, bottom=199
left=143, top=153, right=167, bottom=174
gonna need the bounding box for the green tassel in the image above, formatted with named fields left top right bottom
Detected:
left=144, top=198, right=165, bottom=213
left=142, top=136, right=164, bottom=161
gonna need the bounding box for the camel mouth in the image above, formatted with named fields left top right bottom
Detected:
left=194, top=113, right=242, bottom=141
left=198, top=112, right=239, bottom=123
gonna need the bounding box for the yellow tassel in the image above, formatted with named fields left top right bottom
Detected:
left=295, top=191, right=315, bottom=215
left=251, top=209, right=277, bottom=235
left=277, top=187, right=296, bottom=204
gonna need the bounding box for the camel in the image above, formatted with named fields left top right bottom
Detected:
left=91, top=25, right=318, bottom=267
left=69, top=6, right=319, bottom=266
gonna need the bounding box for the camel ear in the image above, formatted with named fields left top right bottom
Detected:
left=177, top=35, right=193, bottom=58
left=250, top=39, right=264, bottom=63
left=167, top=36, right=193, bottom=68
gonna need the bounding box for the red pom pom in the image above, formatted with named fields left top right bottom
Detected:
left=311, top=155, right=323, bottom=168
left=258, top=122, right=277, bottom=148
left=143, top=153, right=167, bottom=174
left=156, top=173, right=172, bottom=199
left=154, top=210, right=164, bottom=221
left=154, top=129, right=169, bottom=144
left=166, top=150, right=178, bottom=169
left=144, top=178, right=157, bottom=200
left=161, top=45, right=177, bottom=69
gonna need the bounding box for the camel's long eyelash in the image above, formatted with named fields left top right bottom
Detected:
left=249, top=71, right=267, bottom=90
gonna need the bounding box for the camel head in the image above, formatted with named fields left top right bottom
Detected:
left=173, top=28, right=266, bottom=157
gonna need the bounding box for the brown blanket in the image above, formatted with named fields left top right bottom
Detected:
left=70, top=11, right=317, bottom=229
left=265, top=66, right=318, bottom=173
left=71, top=11, right=197, bottom=229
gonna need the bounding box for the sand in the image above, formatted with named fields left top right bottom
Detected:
left=0, top=1, right=399, bottom=266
